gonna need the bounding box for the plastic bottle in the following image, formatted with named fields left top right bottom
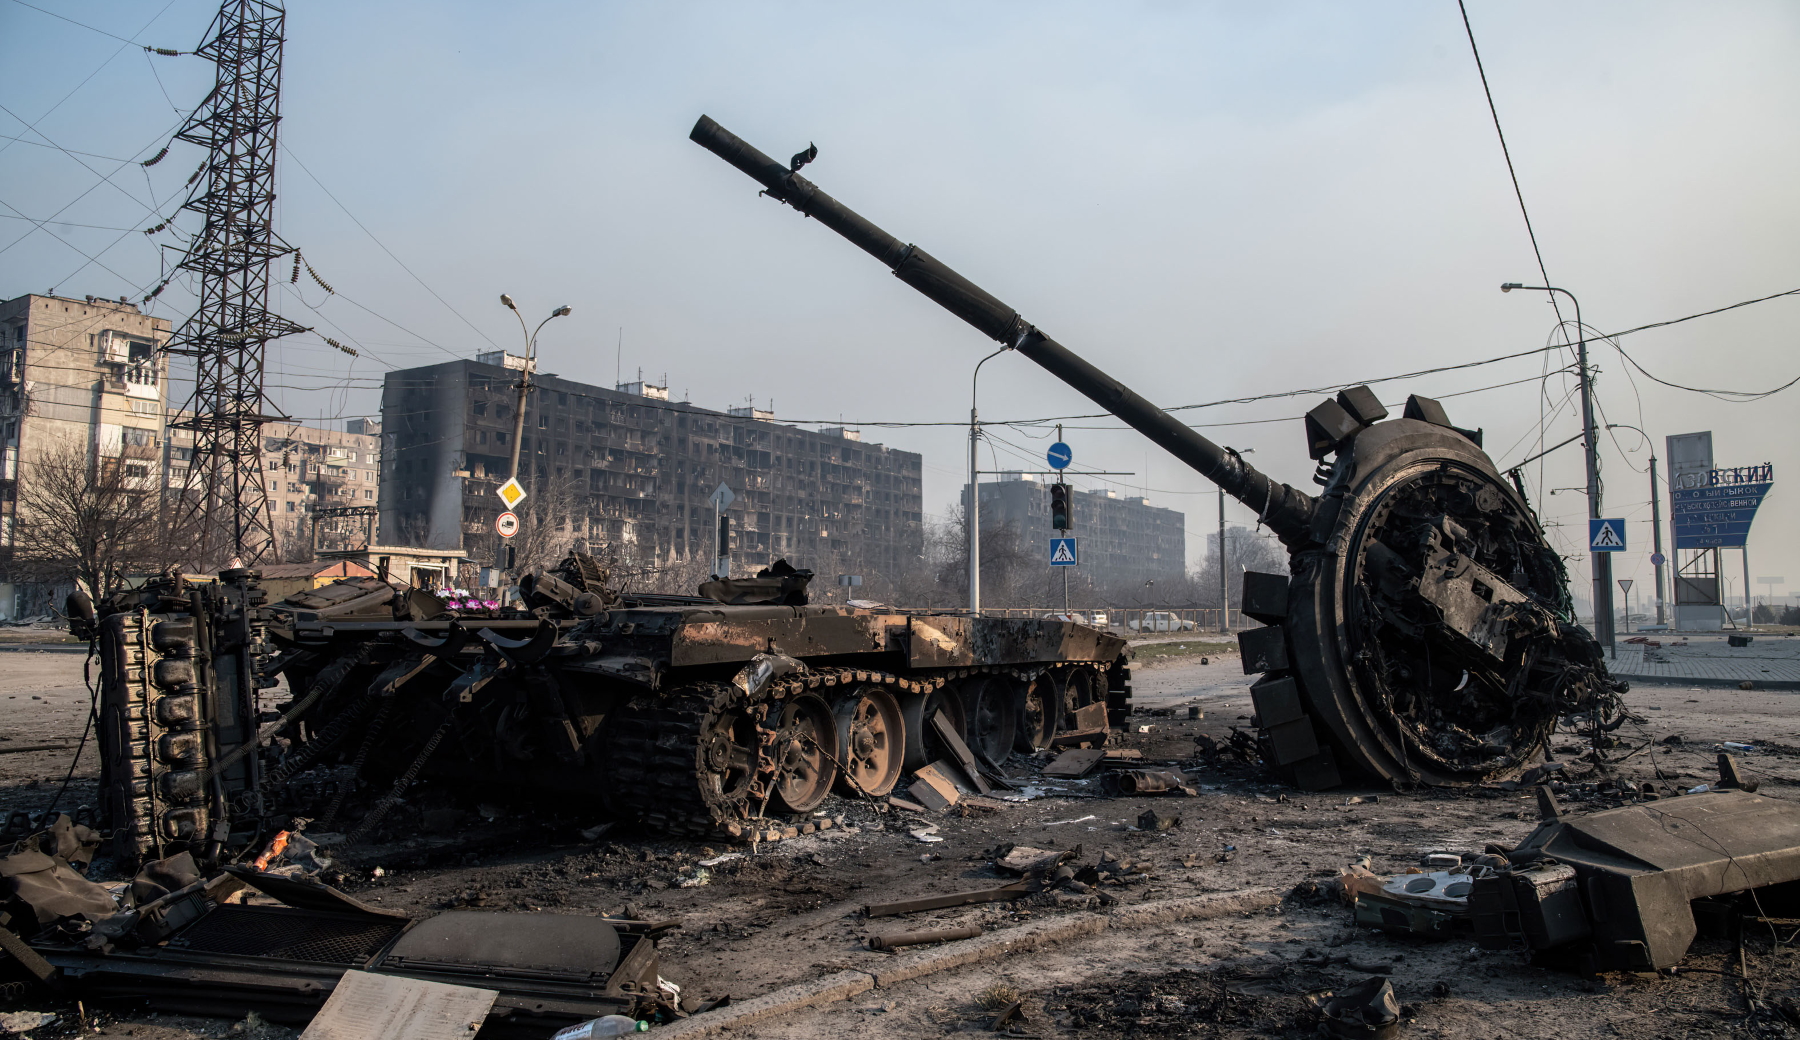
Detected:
left=551, top=1015, right=649, bottom=1038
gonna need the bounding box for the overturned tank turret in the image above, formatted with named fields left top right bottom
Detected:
left=689, top=115, right=1625, bottom=791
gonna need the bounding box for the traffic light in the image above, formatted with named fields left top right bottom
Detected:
left=1049, top=482, right=1071, bottom=531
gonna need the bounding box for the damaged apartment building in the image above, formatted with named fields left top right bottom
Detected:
left=0, top=293, right=171, bottom=618
left=380, top=352, right=925, bottom=583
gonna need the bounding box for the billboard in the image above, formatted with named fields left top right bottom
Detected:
left=1670, top=463, right=1774, bottom=550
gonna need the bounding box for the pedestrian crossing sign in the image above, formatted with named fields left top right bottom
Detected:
left=1049, top=537, right=1078, bottom=566
left=1589, top=518, right=1625, bottom=552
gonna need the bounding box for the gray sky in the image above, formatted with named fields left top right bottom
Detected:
left=5, top=0, right=1797, bottom=609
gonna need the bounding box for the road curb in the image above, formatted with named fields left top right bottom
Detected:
left=651, top=886, right=1280, bottom=1037
left=1621, top=673, right=1800, bottom=692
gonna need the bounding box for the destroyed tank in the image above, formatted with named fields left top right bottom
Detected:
left=688, top=115, right=1625, bottom=793
left=87, top=556, right=1129, bottom=865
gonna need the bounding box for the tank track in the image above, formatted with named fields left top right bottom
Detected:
left=601, top=664, right=1096, bottom=842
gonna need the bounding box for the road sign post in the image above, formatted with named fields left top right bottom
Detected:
left=496, top=477, right=527, bottom=510
left=1049, top=537, right=1077, bottom=567
left=1046, top=441, right=1072, bottom=470
left=494, top=511, right=519, bottom=538
left=710, top=483, right=735, bottom=578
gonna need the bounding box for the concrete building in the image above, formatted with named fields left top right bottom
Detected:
left=0, top=293, right=172, bottom=616
left=379, top=354, right=925, bottom=584
left=971, top=473, right=1185, bottom=590
left=163, top=417, right=382, bottom=559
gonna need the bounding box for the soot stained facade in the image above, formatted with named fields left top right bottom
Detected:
left=380, top=355, right=924, bottom=580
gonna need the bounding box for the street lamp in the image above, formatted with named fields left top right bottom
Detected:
left=1218, top=447, right=1252, bottom=633
left=1605, top=423, right=1666, bottom=627
left=1502, top=282, right=1614, bottom=651
left=967, top=344, right=1013, bottom=617
left=500, top=295, right=573, bottom=489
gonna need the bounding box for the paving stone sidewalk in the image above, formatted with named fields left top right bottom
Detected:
left=1606, top=633, right=1800, bottom=688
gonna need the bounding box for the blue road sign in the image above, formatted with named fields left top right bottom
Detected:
left=1049, top=537, right=1078, bottom=566
left=1671, top=481, right=1772, bottom=549
left=1589, top=518, right=1626, bottom=552
left=1047, top=442, right=1072, bottom=470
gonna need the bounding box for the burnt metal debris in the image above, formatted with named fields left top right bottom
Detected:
left=1472, top=758, right=1800, bottom=972
left=79, top=553, right=1129, bottom=869
left=689, top=114, right=1627, bottom=791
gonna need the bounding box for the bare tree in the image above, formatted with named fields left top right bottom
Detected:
left=8, top=443, right=181, bottom=600
left=1185, top=526, right=1289, bottom=608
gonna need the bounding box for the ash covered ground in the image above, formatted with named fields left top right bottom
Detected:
left=5, top=647, right=1800, bottom=1039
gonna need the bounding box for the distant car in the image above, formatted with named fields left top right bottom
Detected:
left=1043, top=613, right=1087, bottom=624
left=1087, top=611, right=1110, bottom=627
left=1130, top=611, right=1195, bottom=632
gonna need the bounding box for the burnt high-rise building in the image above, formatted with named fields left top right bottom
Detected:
left=380, top=354, right=924, bottom=585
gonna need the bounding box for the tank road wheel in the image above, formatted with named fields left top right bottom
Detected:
left=696, top=697, right=762, bottom=814
left=771, top=693, right=840, bottom=814
left=1059, top=666, right=1100, bottom=729
left=900, top=685, right=967, bottom=772
left=832, top=686, right=904, bottom=798
left=1015, top=673, right=1062, bottom=752
left=963, top=675, right=1020, bottom=767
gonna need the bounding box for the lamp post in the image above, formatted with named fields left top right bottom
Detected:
left=1502, top=283, right=1613, bottom=651
left=499, top=295, right=572, bottom=489
left=1606, top=423, right=1665, bottom=626
left=1217, top=447, right=1253, bottom=633
left=967, top=344, right=1012, bottom=616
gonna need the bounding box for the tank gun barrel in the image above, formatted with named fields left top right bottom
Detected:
left=690, top=115, right=1318, bottom=545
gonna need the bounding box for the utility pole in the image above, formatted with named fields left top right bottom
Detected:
left=969, top=400, right=980, bottom=616
left=1216, top=446, right=1252, bottom=633
left=499, top=297, right=571, bottom=490
left=166, top=0, right=306, bottom=568
left=1504, top=284, right=1611, bottom=651
left=1218, top=487, right=1228, bottom=633
left=1649, top=453, right=1666, bottom=625
left=968, top=345, right=1010, bottom=616
left=1607, top=424, right=1666, bottom=627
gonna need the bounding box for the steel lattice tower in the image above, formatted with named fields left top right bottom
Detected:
left=168, top=0, right=304, bottom=567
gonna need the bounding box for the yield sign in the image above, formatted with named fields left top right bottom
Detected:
left=1618, top=578, right=1634, bottom=595
left=496, top=477, right=527, bottom=509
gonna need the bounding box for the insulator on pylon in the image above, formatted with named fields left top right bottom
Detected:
left=323, top=336, right=358, bottom=357
left=291, top=253, right=302, bottom=283
left=142, top=146, right=169, bottom=167
left=305, top=262, right=334, bottom=295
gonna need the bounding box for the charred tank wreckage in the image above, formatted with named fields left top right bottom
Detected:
left=82, top=558, right=1130, bottom=866
left=74, top=116, right=1625, bottom=875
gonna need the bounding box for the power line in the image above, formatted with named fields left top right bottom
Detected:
left=1456, top=0, right=1567, bottom=333
left=279, top=144, right=502, bottom=352
left=7, top=0, right=144, bottom=45
left=0, top=0, right=181, bottom=162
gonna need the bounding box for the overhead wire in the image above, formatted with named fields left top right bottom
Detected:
left=0, top=0, right=182, bottom=162
left=1456, top=0, right=1567, bottom=334
left=279, top=144, right=502, bottom=352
